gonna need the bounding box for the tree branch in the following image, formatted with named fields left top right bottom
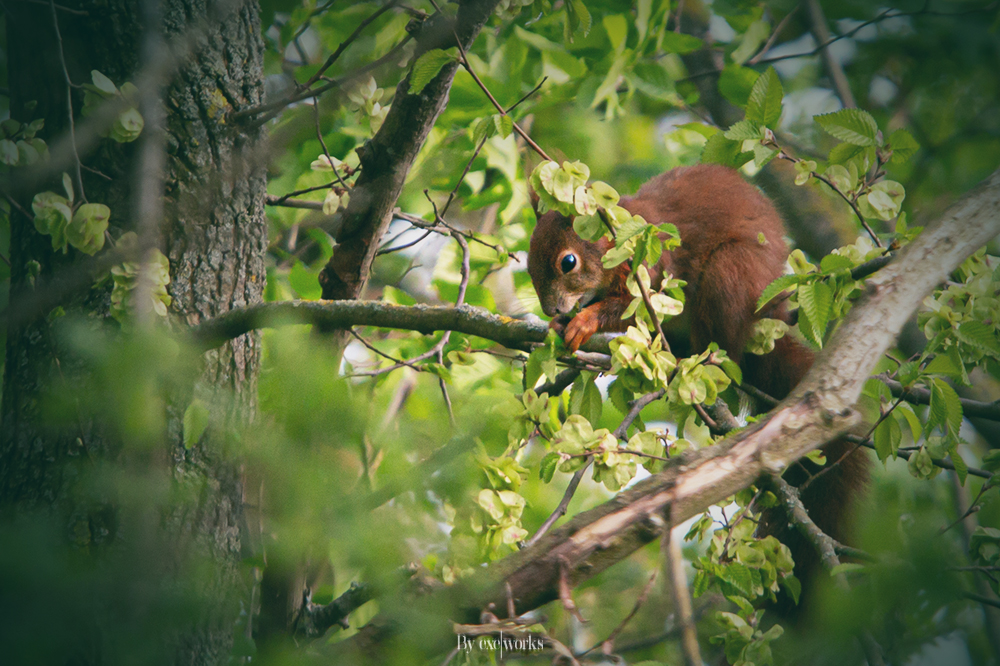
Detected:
left=189, top=299, right=616, bottom=356
left=876, top=374, right=1000, bottom=421
left=326, top=167, right=1000, bottom=662
left=318, top=0, right=502, bottom=318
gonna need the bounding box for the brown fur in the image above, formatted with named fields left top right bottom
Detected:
left=528, top=164, right=870, bottom=609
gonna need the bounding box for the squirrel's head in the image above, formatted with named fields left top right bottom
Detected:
left=528, top=209, right=609, bottom=318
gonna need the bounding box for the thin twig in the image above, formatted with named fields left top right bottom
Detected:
left=240, top=37, right=412, bottom=127
left=265, top=195, right=324, bottom=210
left=580, top=571, right=658, bottom=655
left=505, top=77, right=547, bottom=114
left=776, top=152, right=882, bottom=247
left=942, top=480, right=990, bottom=534
left=376, top=228, right=434, bottom=256
left=806, top=0, right=856, bottom=108
left=747, top=5, right=800, bottom=65
left=49, top=0, right=86, bottom=203
left=664, top=525, right=701, bottom=666
left=271, top=179, right=350, bottom=205
left=313, top=98, right=350, bottom=191
left=451, top=33, right=552, bottom=161
left=964, top=592, right=1000, bottom=611
left=18, top=0, right=88, bottom=14
left=635, top=275, right=669, bottom=353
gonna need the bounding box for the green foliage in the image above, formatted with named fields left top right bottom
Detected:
left=10, top=2, right=1000, bottom=664
left=409, top=48, right=458, bottom=95
left=81, top=70, right=145, bottom=143
left=110, top=234, right=173, bottom=324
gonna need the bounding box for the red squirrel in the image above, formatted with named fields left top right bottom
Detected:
left=528, top=164, right=869, bottom=604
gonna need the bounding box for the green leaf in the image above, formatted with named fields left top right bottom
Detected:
left=63, top=172, right=74, bottom=203
left=828, top=142, right=865, bottom=165
left=0, top=139, right=18, bottom=165
left=753, top=143, right=776, bottom=168
left=745, top=67, right=783, bottom=126
left=731, top=19, right=769, bottom=66
left=68, top=203, right=110, bottom=255
left=473, top=116, right=496, bottom=145
left=701, top=133, right=752, bottom=168
left=569, top=372, right=603, bottom=424
left=495, top=114, right=514, bottom=139
left=565, top=0, right=593, bottom=39
left=948, top=438, right=968, bottom=486
left=660, top=31, right=703, bottom=54
left=409, top=48, right=456, bottom=95
left=814, top=109, right=879, bottom=146
left=183, top=399, right=210, bottom=449
left=721, top=562, right=754, bottom=597
left=931, top=378, right=963, bottom=435
left=798, top=281, right=833, bottom=343
left=897, top=403, right=923, bottom=443
left=873, top=416, right=901, bottom=461
left=780, top=575, right=801, bottom=605
left=91, top=70, right=118, bottom=95
left=720, top=358, right=742, bottom=385
left=539, top=452, right=560, bottom=483
left=723, top=119, right=762, bottom=141
left=956, top=321, right=1000, bottom=359
left=603, top=14, right=628, bottom=52
left=819, top=254, right=854, bottom=274
left=888, top=128, right=919, bottom=163
left=756, top=274, right=799, bottom=312
left=718, top=64, right=758, bottom=108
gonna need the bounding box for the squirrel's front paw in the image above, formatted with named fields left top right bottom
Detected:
left=548, top=315, right=573, bottom=336
left=563, top=310, right=599, bottom=352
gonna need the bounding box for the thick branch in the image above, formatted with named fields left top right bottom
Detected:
left=189, top=300, right=615, bottom=356
left=318, top=0, right=502, bottom=308
left=296, top=582, right=374, bottom=638
left=329, top=167, right=1000, bottom=662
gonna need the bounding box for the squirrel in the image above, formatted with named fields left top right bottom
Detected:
left=528, top=163, right=870, bottom=609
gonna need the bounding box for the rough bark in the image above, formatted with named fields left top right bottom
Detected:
left=1, top=1, right=266, bottom=664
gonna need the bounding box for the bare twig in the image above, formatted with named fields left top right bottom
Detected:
left=747, top=5, right=800, bottom=65
left=806, top=0, right=856, bottom=108
left=557, top=556, right=587, bottom=623
left=664, top=525, right=701, bottom=666
left=581, top=571, right=657, bottom=655
left=49, top=0, right=85, bottom=203
left=265, top=195, right=324, bottom=210
left=964, top=592, right=1000, bottom=611
left=776, top=152, right=883, bottom=247
left=876, top=374, right=1000, bottom=421
left=240, top=37, right=412, bottom=127
left=635, top=275, right=669, bottom=353
left=451, top=34, right=552, bottom=162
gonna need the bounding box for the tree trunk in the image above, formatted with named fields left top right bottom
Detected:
left=1, top=0, right=266, bottom=663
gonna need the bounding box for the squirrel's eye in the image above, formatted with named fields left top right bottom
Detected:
left=560, top=253, right=578, bottom=274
